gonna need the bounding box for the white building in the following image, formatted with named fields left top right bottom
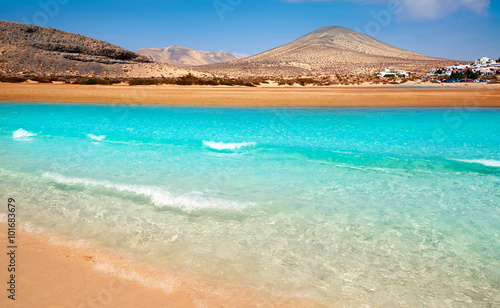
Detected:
left=428, top=56, right=499, bottom=77
left=446, top=64, right=471, bottom=70
left=427, top=67, right=452, bottom=76
left=474, top=57, right=496, bottom=67
left=377, top=68, right=409, bottom=78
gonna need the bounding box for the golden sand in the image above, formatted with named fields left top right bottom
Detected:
left=0, top=223, right=322, bottom=307
left=0, top=223, right=196, bottom=308
left=0, top=83, right=499, bottom=107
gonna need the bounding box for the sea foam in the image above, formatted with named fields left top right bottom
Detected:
left=42, top=172, right=252, bottom=211
left=203, top=140, right=256, bottom=151
left=87, top=134, right=106, bottom=141
left=453, top=159, right=500, bottom=168
left=19, top=222, right=45, bottom=234
left=12, top=128, right=36, bottom=139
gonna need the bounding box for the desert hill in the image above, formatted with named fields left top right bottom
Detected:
left=0, top=20, right=190, bottom=79
left=197, top=26, right=458, bottom=76
left=136, top=45, right=241, bottom=67
left=0, top=22, right=463, bottom=81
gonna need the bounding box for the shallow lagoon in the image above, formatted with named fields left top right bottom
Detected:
left=1, top=104, right=499, bottom=306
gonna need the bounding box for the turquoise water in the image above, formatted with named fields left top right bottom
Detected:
left=0, top=103, right=499, bottom=307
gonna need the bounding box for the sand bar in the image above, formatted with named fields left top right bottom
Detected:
left=0, top=83, right=499, bottom=107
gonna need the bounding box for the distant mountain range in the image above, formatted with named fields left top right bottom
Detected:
left=0, top=20, right=459, bottom=79
left=136, top=45, right=241, bottom=67
left=198, top=26, right=456, bottom=76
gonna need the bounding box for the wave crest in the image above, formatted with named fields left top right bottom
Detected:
left=453, top=159, right=500, bottom=168
left=87, top=134, right=106, bottom=141
left=42, top=172, right=252, bottom=211
left=203, top=141, right=256, bottom=151
left=12, top=128, right=36, bottom=139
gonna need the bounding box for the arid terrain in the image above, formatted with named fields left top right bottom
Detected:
left=197, top=26, right=462, bottom=77
left=0, top=20, right=192, bottom=79
left=1, top=21, right=467, bottom=81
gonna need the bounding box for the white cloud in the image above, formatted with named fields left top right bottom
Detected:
left=280, top=0, right=491, bottom=21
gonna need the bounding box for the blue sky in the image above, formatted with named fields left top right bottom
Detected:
left=1, top=0, right=499, bottom=61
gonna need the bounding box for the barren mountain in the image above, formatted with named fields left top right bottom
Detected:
left=0, top=20, right=190, bottom=79
left=136, top=45, right=241, bottom=67
left=198, top=26, right=458, bottom=76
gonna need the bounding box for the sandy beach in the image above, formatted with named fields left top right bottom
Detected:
left=0, top=222, right=197, bottom=308
left=0, top=222, right=321, bottom=307
left=0, top=82, right=499, bottom=107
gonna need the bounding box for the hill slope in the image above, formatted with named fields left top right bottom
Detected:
left=0, top=20, right=190, bottom=78
left=198, top=26, right=457, bottom=76
left=136, top=45, right=241, bottom=67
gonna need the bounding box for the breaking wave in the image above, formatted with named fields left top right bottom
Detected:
left=203, top=141, right=256, bottom=151
left=12, top=128, right=36, bottom=139
left=42, top=172, right=253, bottom=211
left=87, top=134, right=106, bottom=141
left=452, top=159, right=500, bottom=168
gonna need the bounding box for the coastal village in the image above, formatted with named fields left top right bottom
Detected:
left=378, top=57, right=499, bottom=83
left=426, top=56, right=500, bottom=82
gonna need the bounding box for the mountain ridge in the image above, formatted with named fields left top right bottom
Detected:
left=0, top=20, right=151, bottom=63
left=136, top=45, right=241, bottom=67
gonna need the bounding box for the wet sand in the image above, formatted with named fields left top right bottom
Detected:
left=0, top=222, right=196, bottom=308
left=0, top=222, right=321, bottom=307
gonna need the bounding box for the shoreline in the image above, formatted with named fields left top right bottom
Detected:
left=0, top=222, right=196, bottom=307
left=1, top=83, right=499, bottom=107
left=0, top=222, right=321, bottom=307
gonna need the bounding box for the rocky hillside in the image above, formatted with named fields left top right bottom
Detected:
left=0, top=20, right=191, bottom=78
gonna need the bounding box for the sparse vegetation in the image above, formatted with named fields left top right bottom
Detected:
left=465, top=70, right=480, bottom=80
left=128, top=74, right=258, bottom=87
left=0, top=70, right=435, bottom=87
left=82, top=78, right=121, bottom=85
left=0, top=76, right=26, bottom=83
left=449, top=72, right=465, bottom=79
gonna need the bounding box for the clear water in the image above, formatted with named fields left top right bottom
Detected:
left=0, top=103, right=499, bottom=307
